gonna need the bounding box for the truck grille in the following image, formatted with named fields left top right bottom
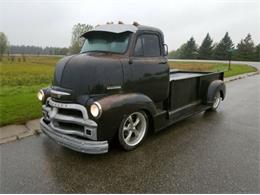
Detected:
left=42, top=98, right=97, bottom=140
left=58, top=108, right=83, bottom=118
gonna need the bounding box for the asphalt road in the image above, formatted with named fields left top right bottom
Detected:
left=0, top=75, right=259, bottom=193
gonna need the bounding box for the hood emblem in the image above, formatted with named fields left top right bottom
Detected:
left=51, top=90, right=71, bottom=98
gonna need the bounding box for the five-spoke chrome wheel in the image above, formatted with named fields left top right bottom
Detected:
left=118, top=111, right=148, bottom=150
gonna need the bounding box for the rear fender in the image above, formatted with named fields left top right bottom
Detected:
left=207, top=80, right=226, bottom=105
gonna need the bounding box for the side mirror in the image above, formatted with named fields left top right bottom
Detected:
left=163, top=44, right=168, bottom=56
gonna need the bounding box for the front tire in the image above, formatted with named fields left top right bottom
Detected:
left=118, top=111, right=148, bottom=151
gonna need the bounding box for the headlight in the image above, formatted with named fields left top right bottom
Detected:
left=37, top=90, right=44, bottom=102
left=90, top=102, right=102, bottom=118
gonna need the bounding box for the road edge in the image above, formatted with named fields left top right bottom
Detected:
left=0, top=119, right=41, bottom=144
left=224, top=71, right=259, bottom=82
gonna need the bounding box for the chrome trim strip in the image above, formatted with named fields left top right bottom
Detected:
left=50, top=89, right=70, bottom=96
left=40, top=118, right=108, bottom=154
left=48, top=98, right=89, bottom=119
left=50, top=121, right=98, bottom=140
left=50, top=122, right=85, bottom=137
left=52, top=113, right=97, bottom=129
left=106, top=86, right=122, bottom=90
left=42, top=105, right=51, bottom=113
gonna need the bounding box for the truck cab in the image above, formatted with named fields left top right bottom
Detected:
left=38, top=23, right=226, bottom=154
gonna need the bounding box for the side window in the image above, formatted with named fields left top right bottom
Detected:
left=142, top=34, right=161, bottom=57
left=133, top=36, right=143, bottom=56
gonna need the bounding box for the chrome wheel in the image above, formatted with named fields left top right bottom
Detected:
left=121, top=112, right=147, bottom=147
left=212, top=91, right=221, bottom=110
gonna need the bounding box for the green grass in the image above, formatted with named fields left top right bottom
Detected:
left=0, top=56, right=58, bottom=86
left=0, top=85, right=47, bottom=126
left=213, top=64, right=257, bottom=77
left=0, top=56, right=257, bottom=126
left=0, top=56, right=61, bottom=126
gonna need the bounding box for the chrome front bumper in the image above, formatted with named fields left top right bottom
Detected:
left=40, top=118, right=108, bottom=154
left=40, top=98, right=108, bottom=154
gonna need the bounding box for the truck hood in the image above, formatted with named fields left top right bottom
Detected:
left=53, top=53, right=123, bottom=97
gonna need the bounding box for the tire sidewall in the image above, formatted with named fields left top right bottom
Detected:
left=118, top=111, right=148, bottom=151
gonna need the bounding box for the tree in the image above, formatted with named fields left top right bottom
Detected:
left=0, top=32, right=8, bottom=60
left=69, top=23, right=93, bottom=54
left=171, top=37, right=198, bottom=59
left=168, top=50, right=176, bottom=58
left=213, top=32, right=234, bottom=60
left=177, top=43, right=187, bottom=59
left=198, top=33, right=213, bottom=59
left=59, top=47, right=69, bottom=55
left=9, top=45, right=69, bottom=55
left=181, top=37, right=198, bottom=59
left=169, top=43, right=187, bottom=59
left=254, top=44, right=260, bottom=61
left=235, top=34, right=255, bottom=61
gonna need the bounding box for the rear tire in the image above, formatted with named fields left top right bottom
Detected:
left=209, top=91, right=221, bottom=111
left=118, top=111, right=148, bottom=151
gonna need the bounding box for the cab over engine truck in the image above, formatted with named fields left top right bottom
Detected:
left=38, top=24, right=226, bottom=154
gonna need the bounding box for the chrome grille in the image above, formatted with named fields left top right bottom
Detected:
left=42, top=98, right=97, bottom=140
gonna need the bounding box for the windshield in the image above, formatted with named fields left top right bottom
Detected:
left=80, top=32, right=131, bottom=54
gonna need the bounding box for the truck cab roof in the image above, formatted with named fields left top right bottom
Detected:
left=82, top=24, right=163, bottom=37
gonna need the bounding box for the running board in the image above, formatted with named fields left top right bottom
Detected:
left=153, top=102, right=210, bottom=132
left=168, top=101, right=210, bottom=123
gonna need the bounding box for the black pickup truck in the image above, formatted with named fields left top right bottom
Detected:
left=38, top=23, right=226, bottom=154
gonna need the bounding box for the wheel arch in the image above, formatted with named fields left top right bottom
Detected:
left=141, top=108, right=155, bottom=133
left=206, top=80, right=226, bottom=105
left=95, top=93, right=157, bottom=141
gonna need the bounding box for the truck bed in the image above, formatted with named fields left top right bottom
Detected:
left=168, top=69, right=224, bottom=112
left=170, top=70, right=210, bottom=81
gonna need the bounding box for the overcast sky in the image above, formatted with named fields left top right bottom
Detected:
left=0, top=0, right=259, bottom=50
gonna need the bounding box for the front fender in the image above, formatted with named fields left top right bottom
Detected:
left=94, top=93, right=156, bottom=141
left=207, top=80, right=226, bottom=105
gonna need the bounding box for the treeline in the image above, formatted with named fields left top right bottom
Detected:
left=0, top=23, right=93, bottom=58
left=8, top=45, right=69, bottom=55
left=169, top=33, right=260, bottom=61
left=1, top=28, right=259, bottom=61
left=4, top=23, right=94, bottom=56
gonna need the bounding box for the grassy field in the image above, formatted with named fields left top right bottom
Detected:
left=0, top=56, right=59, bottom=126
left=0, top=56, right=257, bottom=126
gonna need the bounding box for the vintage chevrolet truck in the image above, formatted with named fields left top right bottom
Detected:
left=38, top=23, right=226, bottom=154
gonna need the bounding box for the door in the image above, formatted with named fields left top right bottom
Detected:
left=128, top=33, right=169, bottom=103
